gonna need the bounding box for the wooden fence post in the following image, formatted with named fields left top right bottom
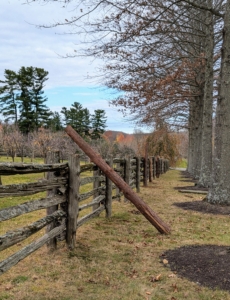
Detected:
left=65, top=126, right=171, bottom=234
left=115, top=159, right=121, bottom=201
left=105, top=157, right=113, bottom=217
left=149, top=157, right=153, bottom=182
left=124, top=156, right=131, bottom=201
left=152, top=157, right=156, bottom=179
left=136, top=157, right=141, bottom=193
left=66, top=154, right=80, bottom=250
left=46, top=151, right=60, bottom=250
left=156, top=157, right=160, bottom=178
left=161, top=159, right=164, bottom=174
left=93, top=165, right=101, bottom=211
left=143, top=156, right=148, bottom=187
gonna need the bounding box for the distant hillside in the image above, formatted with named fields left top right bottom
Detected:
left=103, top=130, right=133, bottom=142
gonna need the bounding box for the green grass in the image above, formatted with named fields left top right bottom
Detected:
left=176, top=158, right=187, bottom=168
left=0, top=157, right=230, bottom=299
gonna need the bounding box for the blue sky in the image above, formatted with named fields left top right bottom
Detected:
left=0, top=1, right=150, bottom=134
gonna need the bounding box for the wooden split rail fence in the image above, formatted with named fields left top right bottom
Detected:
left=0, top=153, right=169, bottom=275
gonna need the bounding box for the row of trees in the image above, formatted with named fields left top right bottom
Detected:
left=29, top=0, right=230, bottom=204
left=61, top=102, right=107, bottom=139
left=0, top=124, right=134, bottom=162
left=0, top=122, right=183, bottom=165
left=0, top=67, right=107, bottom=138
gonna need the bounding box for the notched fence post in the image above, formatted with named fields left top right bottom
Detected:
left=136, top=157, right=141, bottom=193
left=66, top=154, right=80, bottom=250
left=124, top=156, right=131, bottom=202
left=105, top=156, right=113, bottom=217
left=46, top=151, right=60, bottom=250
left=93, top=165, right=101, bottom=211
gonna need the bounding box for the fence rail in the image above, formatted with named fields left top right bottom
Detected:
left=0, top=153, right=169, bottom=275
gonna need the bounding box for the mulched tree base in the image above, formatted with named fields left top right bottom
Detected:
left=173, top=200, right=230, bottom=215
left=163, top=245, right=230, bottom=292
left=164, top=170, right=230, bottom=291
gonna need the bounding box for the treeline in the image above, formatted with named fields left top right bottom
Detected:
left=0, top=125, right=135, bottom=163
left=0, top=67, right=107, bottom=139
left=32, top=0, right=230, bottom=204
left=0, top=122, right=185, bottom=165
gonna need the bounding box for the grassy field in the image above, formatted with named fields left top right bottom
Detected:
left=0, top=158, right=230, bottom=299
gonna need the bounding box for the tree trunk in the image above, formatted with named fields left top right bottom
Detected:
left=192, top=94, right=204, bottom=179
left=207, top=0, right=230, bottom=204
left=198, top=1, right=214, bottom=188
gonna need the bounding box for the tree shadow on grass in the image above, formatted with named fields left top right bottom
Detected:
left=173, top=200, right=230, bottom=215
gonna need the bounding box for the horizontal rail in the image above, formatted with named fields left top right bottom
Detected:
left=112, top=192, right=123, bottom=200
left=0, top=178, right=67, bottom=197
left=80, top=163, right=94, bottom=173
left=112, top=158, right=125, bottom=163
left=79, top=195, right=105, bottom=211
left=80, top=175, right=105, bottom=186
left=0, top=163, right=68, bottom=175
left=0, top=224, right=66, bottom=275
left=77, top=206, right=105, bottom=228
left=0, top=210, right=66, bottom=251
left=79, top=186, right=105, bottom=202
left=0, top=195, right=65, bottom=221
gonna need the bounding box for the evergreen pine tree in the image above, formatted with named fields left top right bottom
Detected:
left=0, top=69, right=20, bottom=124
left=91, top=109, right=107, bottom=139
left=17, top=66, right=50, bottom=134
left=31, top=67, right=51, bottom=129
left=61, top=102, right=91, bottom=137
left=48, top=111, right=63, bottom=132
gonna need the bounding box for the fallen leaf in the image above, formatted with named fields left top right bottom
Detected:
left=183, top=292, right=189, bottom=297
left=163, top=259, right=168, bottom=265
left=32, top=275, right=38, bottom=281
left=172, top=283, right=178, bottom=292
left=146, top=291, right=151, bottom=295
left=171, top=297, right=177, bottom=300
left=156, top=274, right=162, bottom=281
left=168, top=273, right=176, bottom=278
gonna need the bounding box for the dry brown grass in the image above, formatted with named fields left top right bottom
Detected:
left=1, top=169, right=230, bottom=300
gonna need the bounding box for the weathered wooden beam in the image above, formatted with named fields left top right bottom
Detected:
left=79, top=186, right=105, bottom=202
left=65, top=125, right=171, bottom=234
left=92, top=165, right=101, bottom=211
left=105, top=157, right=113, bottom=217
left=0, top=195, right=65, bottom=222
left=76, top=206, right=105, bottom=228
left=0, top=210, right=66, bottom=251
left=136, top=157, right=141, bottom=193
left=124, top=156, right=131, bottom=202
left=0, top=178, right=67, bottom=197
left=152, top=157, right=156, bottom=179
left=80, top=175, right=105, bottom=186
left=149, top=157, right=153, bottom=182
left=179, top=189, right=208, bottom=194
left=0, top=224, right=65, bottom=275
left=79, top=195, right=105, bottom=211
left=46, top=152, right=60, bottom=250
left=80, top=164, right=94, bottom=173
left=66, top=155, right=80, bottom=250
left=0, top=163, right=68, bottom=175
left=112, top=158, right=125, bottom=164
left=112, top=192, right=123, bottom=200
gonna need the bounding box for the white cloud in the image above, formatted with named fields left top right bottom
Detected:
left=0, top=1, right=148, bottom=134
left=0, top=1, right=100, bottom=88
